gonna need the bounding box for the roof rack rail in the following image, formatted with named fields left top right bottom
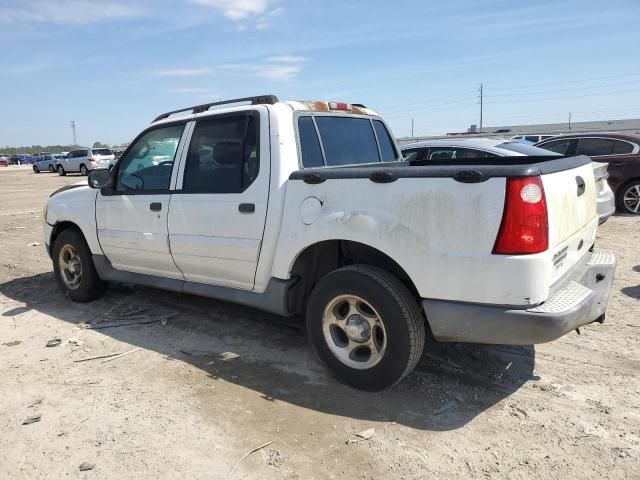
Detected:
left=152, top=94, right=279, bottom=122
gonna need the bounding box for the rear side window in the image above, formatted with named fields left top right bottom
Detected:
left=613, top=140, right=634, bottom=154
left=298, top=116, right=324, bottom=168
left=373, top=120, right=398, bottom=162
left=539, top=139, right=572, bottom=155
left=183, top=114, right=258, bottom=192
left=524, top=136, right=540, bottom=143
left=576, top=138, right=614, bottom=156
left=428, top=147, right=489, bottom=160
left=495, top=143, right=560, bottom=156
left=401, top=148, right=423, bottom=161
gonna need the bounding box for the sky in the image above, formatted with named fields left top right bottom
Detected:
left=1, top=0, right=639, bottom=147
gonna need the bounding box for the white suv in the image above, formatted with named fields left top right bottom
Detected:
left=57, top=148, right=115, bottom=176
left=43, top=95, right=616, bottom=390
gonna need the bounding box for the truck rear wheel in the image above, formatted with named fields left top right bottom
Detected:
left=306, top=265, right=425, bottom=390
left=52, top=229, right=106, bottom=302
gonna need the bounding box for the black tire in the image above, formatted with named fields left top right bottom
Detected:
left=52, top=229, right=106, bottom=302
left=306, top=265, right=425, bottom=391
left=33, top=165, right=40, bottom=173
left=49, top=164, right=55, bottom=173
left=80, top=164, right=88, bottom=176
left=616, top=179, right=640, bottom=215
left=57, top=165, right=66, bottom=176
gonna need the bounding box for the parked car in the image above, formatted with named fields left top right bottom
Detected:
left=43, top=95, right=616, bottom=390
left=56, top=148, right=116, bottom=176
left=535, top=134, right=640, bottom=214
left=9, top=154, right=35, bottom=165
left=0, top=154, right=9, bottom=167
left=401, top=138, right=615, bottom=224
left=33, top=154, right=58, bottom=173
left=511, top=134, right=556, bottom=144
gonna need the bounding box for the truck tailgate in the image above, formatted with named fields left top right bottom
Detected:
left=542, top=161, right=598, bottom=282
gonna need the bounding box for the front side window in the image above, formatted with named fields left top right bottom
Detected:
left=539, top=139, right=572, bottom=155
left=115, top=124, right=184, bottom=191
left=182, top=114, right=258, bottom=192
left=576, top=138, right=614, bottom=156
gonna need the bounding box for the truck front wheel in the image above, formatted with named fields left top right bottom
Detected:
left=52, top=229, right=106, bottom=302
left=306, top=265, right=425, bottom=390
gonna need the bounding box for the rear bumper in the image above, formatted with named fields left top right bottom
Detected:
left=423, top=248, right=616, bottom=345
left=597, top=186, right=616, bottom=225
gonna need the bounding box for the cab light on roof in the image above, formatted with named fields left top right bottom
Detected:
left=329, top=102, right=352, bottom=111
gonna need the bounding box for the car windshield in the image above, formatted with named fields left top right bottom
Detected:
left=495, top=142, right=561, bottom=156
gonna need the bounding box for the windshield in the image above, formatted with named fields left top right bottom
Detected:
left=496, top=142, right=561, bottom=156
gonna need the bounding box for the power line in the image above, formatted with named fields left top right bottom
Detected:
left=489, top=71, right=640, bottom=92
left=485, top=79, right=640, bottom=99
left=488, top=88, right=640, bottom=105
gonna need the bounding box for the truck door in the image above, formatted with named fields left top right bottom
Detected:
left=168, top=109, right=269, bottom=291
left=95, top=122, right=188, bottom=278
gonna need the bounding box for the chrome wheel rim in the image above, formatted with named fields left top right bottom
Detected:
left=49, top=165, right=54, bottom=172
left=322, top=294, right=387, bottom=370
left=80, top=166, right=87, bottom=175
left=623, top=185, right=640, bottom=214
left=59, top=245, right=82, bottom=290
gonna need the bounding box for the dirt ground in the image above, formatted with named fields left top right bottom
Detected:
left=0, top=167, right=639, bottom=479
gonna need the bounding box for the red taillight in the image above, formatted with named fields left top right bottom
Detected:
left=493, top=176, right=548, bottom=255
left=87, top=157, right=96, bottom=162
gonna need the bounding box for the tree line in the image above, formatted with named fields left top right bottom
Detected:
left=1, top=142, right=129, bottom=155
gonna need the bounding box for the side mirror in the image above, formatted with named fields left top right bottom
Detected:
left=88, top=169, right=113, bottom=189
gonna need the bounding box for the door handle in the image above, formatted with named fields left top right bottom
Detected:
left=150, top=202, right=162, bottom=211
left=238, top=203, right=255, bottom=213
left=576, top=176, right=585, bottom=196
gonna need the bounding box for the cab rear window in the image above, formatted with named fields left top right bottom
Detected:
left=298, top=115, right=397, bottom=167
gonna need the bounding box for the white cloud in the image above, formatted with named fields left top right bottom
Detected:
left=257, top=64, right=301, bottom=81
left=191, top=0, right=269, bottom=21
left=154, top=54, right=307, bottom=82
left=267, top=55, right=307, bottom=63
left=0, top=1, right=141, bottom=25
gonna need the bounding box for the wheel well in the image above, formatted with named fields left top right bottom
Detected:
left=49, top=221, right=83, bottom=255
left=288, top=240, right=419, bottom=315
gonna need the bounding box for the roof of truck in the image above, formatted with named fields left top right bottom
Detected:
left=151, top=95, right=380, bottom=123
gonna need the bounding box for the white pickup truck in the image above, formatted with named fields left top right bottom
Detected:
left=43, top=95, right=616, bottom=390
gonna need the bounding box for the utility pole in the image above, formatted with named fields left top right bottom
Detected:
left=411, top=118, right=414, bottom=137
left=479, top=83, right=484, bottom=132
left=70, top=121, right=77, bottom=146
left=568, top=112, right=572, bottom=131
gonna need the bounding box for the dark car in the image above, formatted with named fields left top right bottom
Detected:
left=535, top=134, right=640, bottom=215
